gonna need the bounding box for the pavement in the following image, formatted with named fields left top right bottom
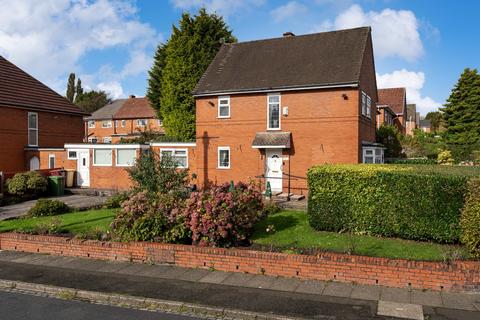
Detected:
left=0, top=291, right=202, bottom=320
left=0, top=194, right=107, bottom=220
left=0, top=250, right=479, bottom=319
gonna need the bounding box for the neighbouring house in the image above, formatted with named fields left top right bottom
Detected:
left=376, top=104, right=396, bottom=128
left=193, top=27, right=382, bottom=194
left=405, top=104, right=418, bottom=135
left=84, top=96, right=163, bottom=144
left=419, top=119, right=432, bottom=133
left=377, top=87, right=407, bottom=134
left=0, top=55, right=86, bottom=174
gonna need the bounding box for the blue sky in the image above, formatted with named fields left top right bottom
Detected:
left=0, top=0, right=479, bottom=115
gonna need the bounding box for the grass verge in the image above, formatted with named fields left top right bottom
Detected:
left=251, top=210, right=468, bottom=261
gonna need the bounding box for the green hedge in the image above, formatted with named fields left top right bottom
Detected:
left=460, top=178, right=480, bottom=257
left=307, top=165, right=480, bottom=243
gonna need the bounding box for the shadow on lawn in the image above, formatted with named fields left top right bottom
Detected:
left=253, top=214, right=300, bottom=239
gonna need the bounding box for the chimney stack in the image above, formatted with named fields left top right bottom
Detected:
left=129, top=95, right=136, bottom=99
left=283, top=31, right=295, bottom=37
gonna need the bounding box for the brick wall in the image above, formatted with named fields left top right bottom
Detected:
left=1, top=233, right=478, bottom=293
left=0, top=106, right=84, bottom=173
left=86, top=118, right=162, bottom=143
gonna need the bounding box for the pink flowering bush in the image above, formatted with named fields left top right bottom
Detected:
left=184, top=181, right=264, bottom=247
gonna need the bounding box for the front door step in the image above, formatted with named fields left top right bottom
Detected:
left=274, top=193, right=305, bottom=201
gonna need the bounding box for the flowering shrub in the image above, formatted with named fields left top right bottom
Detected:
left=184, top=181, right=264, bottom=247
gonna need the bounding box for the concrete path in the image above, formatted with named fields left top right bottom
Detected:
left=0, top=251, right=479, bottom=320
left=0, top=195, right=107, bottom=220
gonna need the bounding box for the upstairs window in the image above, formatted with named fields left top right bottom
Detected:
left=28, top=112, right=38, bottom=146
left=102, top=120, right=112, bottom=128
left=136, top=119, right=147, bottom=127
left=361, top=92, right=372, bottom=119
left=121, top=120, right=126, bottom=127
left=88, top=120, right=95, bottom=128
left=267, top=94, right=280, bottom=130
left=366, top=96, right=372, bottom=119
left=218, top=96, right=230, bottom=118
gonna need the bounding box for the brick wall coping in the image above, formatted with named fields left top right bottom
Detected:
left=1, top=233, right=479, bottom=292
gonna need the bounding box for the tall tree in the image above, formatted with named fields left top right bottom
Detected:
left=425, top=111, right=443, bottom=132
left=74, top=78, right=84, bottom=103
left=155, top=9, right=236, bottom=140
left=442, top=68, right=480, bottom=145
left=147, top=43, right=167, bottom=115
left=66, top=73, right=76, bottom=102
left=76, top=90, right=111, bottom=113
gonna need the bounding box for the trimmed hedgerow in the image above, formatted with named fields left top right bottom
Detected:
left=307, top=165, right=480, bottom=243
left=460, top=178, right=480, bottom=257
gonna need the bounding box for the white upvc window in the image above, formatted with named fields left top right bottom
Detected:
left=102, top=120, right=112, bottom=128
left=136, top=119, right=147, bottom=127
left=121, top=120, right=126, bottom=127
left=93, top=149, right=112, bottom=166
left=363, top=147, right=384, bottom=164
left=218, top=147, right=230, bottom=169
left=103, top=137, right=112, bottom=144
left=48, top=154, right=55, bottom=169
left=361, top=91, right=367, bottom=116
left=157, top=119, right=163, bottom=126
left=218, top=96, right=230, bottom=118
left=67, top=150, right=77, bottom=160
left=116, top=149, right=137, bottom=167
left=366, top=96, right=372, bottom=119
left=28, top=112, right=38, bottom=146
left=88, top=120, right=95, bottom=128
left=267, top=94, right=281, bottom=130
left=88, top=136, right=98, bottom=143
left=160, top=148, right=188, bottom=168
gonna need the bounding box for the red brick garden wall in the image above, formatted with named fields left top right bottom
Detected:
left=0, top=233, right=478, bottom=293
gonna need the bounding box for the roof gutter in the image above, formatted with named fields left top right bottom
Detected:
left=193, top=82, right=359, bottom=97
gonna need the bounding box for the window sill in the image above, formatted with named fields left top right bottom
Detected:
left=217, top=167, right=230, bottom=170
left=266, top=128, right=281, bottom=131
left=217, top=116, right=231, bottom=119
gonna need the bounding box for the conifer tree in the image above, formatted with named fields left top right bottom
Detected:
left=66, top=73, right=76, bottom=102
left=442, top=68, right=480, bottom=145
left=147, top=43, right=167, bottom=115
left=74, top=78, right=84, bottom=103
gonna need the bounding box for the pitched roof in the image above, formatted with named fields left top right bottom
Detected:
left=193, top=27, right=371, bottom=96
left=86, top=97, right=156, bottom=120
left=378, top=88, right=406, bottom=115
left=252, top=132, right=291, bottom=148
left=0, top=55, right=86, bottom=115
left=419, top=119, right=431, bottom=127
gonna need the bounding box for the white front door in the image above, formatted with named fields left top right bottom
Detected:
left=29, top=156, right=40, bottom=171
left=266, top=149, right=283, bottom=192
left=77, top=151, right=90, bottom=187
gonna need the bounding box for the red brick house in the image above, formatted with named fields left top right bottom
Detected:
left=377, top=87, right=407, bottom=134
left=0, top=56, right=86, bottom=174
left=193, top=27, right=383, bottom=194
left=85, top=96, right=163, bottom=143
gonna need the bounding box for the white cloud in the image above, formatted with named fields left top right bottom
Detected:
left=377, top=69, right=441, bottom=114
left=170, top=0, right=265, bottom=17
left=270, top=1, right=308, bottom=22
left=0, top=0, right=159, bottom=97
left=97, top=81, right=124, bottom=100
left=313, top=4, right=424, bottom=62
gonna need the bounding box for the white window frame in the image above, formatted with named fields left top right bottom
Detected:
left=93, top=149, right=113, bottom=166
left=88, top=137, right=98, bottom=143
left=217, top=146, right=230, bottom=169
left=217, top=96, right=230, bottom=118
left=361, top=91, right=367, bottom=116
left=366, top=96, right=372, bottom=119
left=363, top=147, right=384, bottom=164
left=102, top=120, right=112, bottom=128
left=115, top=149, right=137, bottom=167
left=103, top=137, right=112, bottom=144
left=27, top=112, right=38, bottom=147
left=67, top=150, right=78, bottom=160
left=121, top=120, right=126, bottom=128
left=267, top=93, right=281, bottom=130
left=160, top=148, right=189, bottom=168
left=88, top=120, right=95, bottom=128
left=157, top=119, right=163, bottom=126
left=136, top=119, right=147, bottom=127
left=48, top=154, right=55, bottom=169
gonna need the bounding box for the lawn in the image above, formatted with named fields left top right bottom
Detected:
left=0, top=208, right=468, bottom=261
left=0, top=209, right=117, bottom=235
left=251, top=210, right=468, bottom=261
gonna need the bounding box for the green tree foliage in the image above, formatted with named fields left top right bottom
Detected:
left=442, top=68, right=480, bottom=145
left=147, top=43, right=167, bottom=115
left=153, top=9, right=236, bottom=140
left=66, top=73, right=76, bottom=102
left=74, top=78, right=84, bottom=104
left=425, top=111, right=443, bottom=133
left=376, top=124, right=403, bottom=158
left=75, top=90, right=111, bottom=113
